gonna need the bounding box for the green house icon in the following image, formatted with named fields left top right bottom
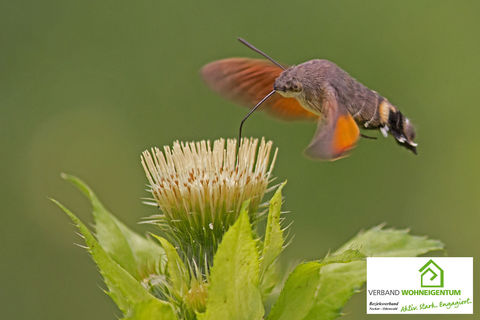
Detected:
left=419, top=259, right=444, bottom=288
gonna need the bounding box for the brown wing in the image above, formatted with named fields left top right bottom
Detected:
left=305, top=86, right=360, bottom=160
left=201, top=58, right=318, bottom=121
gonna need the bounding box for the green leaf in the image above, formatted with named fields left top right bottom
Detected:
left=151, top=235, right=189, bottom=297
left=52, top=199, right=176, bottom=319
left=62, top=173, right=166, bottom=279
left=336, top=225, right=444, bottom=257
left=267, top=250, right=363, bottom=320
left=122, top=300, right=178, bottom=320
left=201, top=204, right=264, bottom=320
left=268, top=226, right=444, bottom=320
left=260, top=182, right=286, bottom=297
left=118, top=223, right=167, bottom=276
left=260, top=262, right=281, bottom=304
left=267, top=262, right=321, bottom=320
left=321, top=249, right=365, bottom=265
left=306, top=262, right=365, bottom=320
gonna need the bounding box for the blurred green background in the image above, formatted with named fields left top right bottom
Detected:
left=1, top=0, right=478, bottom=318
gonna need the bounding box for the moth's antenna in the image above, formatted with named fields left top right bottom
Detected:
left=238, top=90, right=276, bottom=144
left=238, top=38, right=286, bottom=70
left=236, top=38, right=282, bottom=146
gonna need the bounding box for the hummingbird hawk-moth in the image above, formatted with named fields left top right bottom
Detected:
left=201, top=38, right=418, bottom=160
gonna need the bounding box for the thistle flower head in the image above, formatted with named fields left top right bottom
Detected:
left=141, top=137, right=277, bottom=271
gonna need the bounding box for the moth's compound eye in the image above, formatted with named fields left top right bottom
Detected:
left=291, top=81, right=302, bottom=92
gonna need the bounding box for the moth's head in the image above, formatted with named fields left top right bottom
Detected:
left=274, top=69, right=303, bottom=97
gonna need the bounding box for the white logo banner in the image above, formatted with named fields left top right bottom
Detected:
left=366, top=257, right=473, bottom=314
